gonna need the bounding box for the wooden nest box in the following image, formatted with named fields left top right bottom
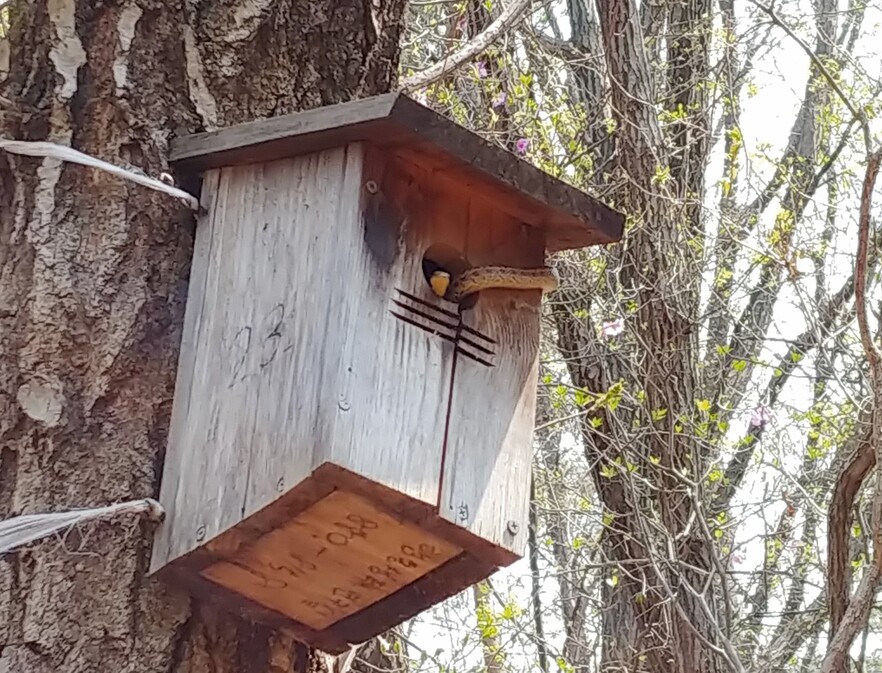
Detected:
left=150, top=93, right=624, bottom=652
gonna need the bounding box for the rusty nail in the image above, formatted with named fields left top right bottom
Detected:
left=507, top=520, right=519, bottom=535
left=365, top=180, right=378, bottom=194
left=196, top=525, right=206, bottom=541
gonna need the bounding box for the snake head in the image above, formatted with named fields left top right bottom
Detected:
left=429, top=270, right=451, bottom=298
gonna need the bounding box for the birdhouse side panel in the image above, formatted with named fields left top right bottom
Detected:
left=153, top=147, right=368, bottom=568
left=313, top=146, right=456, bottom=508
left=439, top=197, right=544, bottom=557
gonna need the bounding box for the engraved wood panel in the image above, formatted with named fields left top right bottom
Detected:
left=200, top=490, right=461, bottom=630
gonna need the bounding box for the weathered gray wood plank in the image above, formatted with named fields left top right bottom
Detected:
left=150, top=169, right=221, bottom=571
left=153, top=144, right=456, bottom=568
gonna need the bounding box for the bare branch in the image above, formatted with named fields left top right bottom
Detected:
left=749, top=0, right=871, bottom=151
left=400, top=0, right=533, bottom=91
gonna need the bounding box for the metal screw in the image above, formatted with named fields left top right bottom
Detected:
left=507, top=520, right=520, bottom=535
left=196, top=525, right=206, bottom=541
left=365, top=180, right=378, bottom=194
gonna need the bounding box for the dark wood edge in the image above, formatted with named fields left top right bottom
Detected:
left=150, top=462, right=521, bottom=651
left=170, top=93, right=401, bottom=167
left=329, top=551, right=498, bottom=645
left=169, top=93, right=624, bottom=251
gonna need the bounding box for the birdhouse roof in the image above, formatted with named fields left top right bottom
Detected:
left=170, top=93, right=624, bottom=252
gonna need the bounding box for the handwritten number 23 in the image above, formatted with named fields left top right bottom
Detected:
left=229, top=304, right=286, bottom=388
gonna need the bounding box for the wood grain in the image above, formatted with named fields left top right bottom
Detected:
left=438, top=183, right=542, bottom=556
left=150, top=169, right=221, bottom=572
left=169, top=93, right=624, bottom=253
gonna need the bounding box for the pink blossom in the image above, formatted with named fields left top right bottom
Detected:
left=730, top=552, right=744, bottom=567
left=515, top=138, right=530, bottom=154
left=492, top=91, right=507, bottom=109
left=476, top=61, right=490, bottom=78
left=601, top=318, right=625, bottom=338
left=749, top=405, right=772, bottom=430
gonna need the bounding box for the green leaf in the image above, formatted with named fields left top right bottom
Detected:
left=695, top=399, right=711, bottom=412
left=574, top=389, right=593, bottom=407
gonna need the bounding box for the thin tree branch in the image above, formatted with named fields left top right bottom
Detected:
left=749, top=0, right=871, bottom=151
left=400, top=0, right=533, bottom=91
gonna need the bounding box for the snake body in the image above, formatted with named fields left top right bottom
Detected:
left=446, top=266, right=559, bottom=302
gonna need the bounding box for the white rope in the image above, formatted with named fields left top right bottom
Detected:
left=0, top=498, right=164, bottom=554
left=0, top=138, right=200, bottom=210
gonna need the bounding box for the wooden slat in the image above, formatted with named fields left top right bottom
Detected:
left=171, top=94, right=400, bottom=172
left=150, top=169, right=221, bottom=572
left=310, top=145, right=454, bottom=504
left=169, top=93, right=624, bottom=253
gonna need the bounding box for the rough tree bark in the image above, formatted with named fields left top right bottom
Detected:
left=0, top=1, right=406, bottom=672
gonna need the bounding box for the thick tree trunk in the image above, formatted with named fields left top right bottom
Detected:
left=0, top=2, right=405, bottom=672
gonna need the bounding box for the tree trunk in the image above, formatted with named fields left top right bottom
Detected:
left=553, top=0, right=724, bottom=671
left=0, top=2, right=406, bottom=672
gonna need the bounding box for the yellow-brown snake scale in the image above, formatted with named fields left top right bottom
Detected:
left=446, top=266, right=558, bottom=302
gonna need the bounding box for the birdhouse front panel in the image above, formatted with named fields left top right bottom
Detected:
left=151, top=93, right=625, bottom=653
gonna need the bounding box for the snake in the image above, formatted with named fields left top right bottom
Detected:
left=431, top=265, right=559, bottom=303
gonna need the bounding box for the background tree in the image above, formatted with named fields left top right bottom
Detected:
left=398, top=2, right=882, bottom=673
left=0, top=1, right=407, bottom=672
